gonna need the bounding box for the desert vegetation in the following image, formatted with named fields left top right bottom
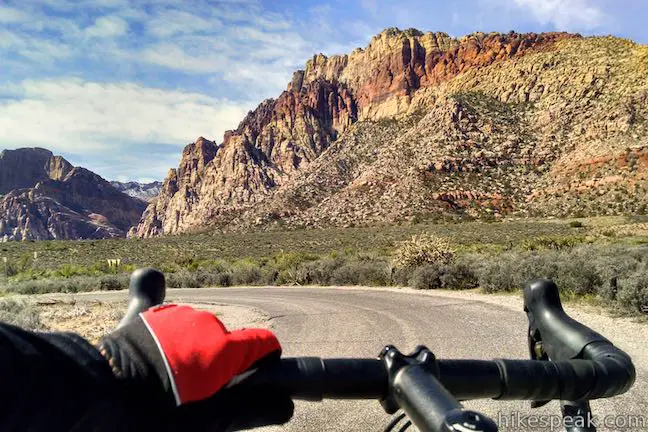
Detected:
left=1, top=217, right=647, bottom=317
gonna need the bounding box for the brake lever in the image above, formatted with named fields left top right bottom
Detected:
left=526, top=310, right=551, bottom=409
left=117, top=268, right=166, bottom=329
left=524, top=279, right=598, bottom=431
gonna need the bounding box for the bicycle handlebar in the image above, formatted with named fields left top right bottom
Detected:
left=121, top=270, right=636, bottom=432
left=237, top=351, right=634, bottom=402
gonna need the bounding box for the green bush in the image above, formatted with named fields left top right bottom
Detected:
left=271, top=252, right=318, bottom=272
left=520, top=236, right=586, bottom=251
left=55, top=264, right=92, bottom=278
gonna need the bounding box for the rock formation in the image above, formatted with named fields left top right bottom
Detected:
left=132, top=30, right=648, bottom=236
left=0, top=148, right=73, bottom=194
left=0, top=149, right=147, bottom=241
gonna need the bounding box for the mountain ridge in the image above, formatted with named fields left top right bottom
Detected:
left=134, top=29, right=598, bottom=237
left=119, top=30, right=648, bottom=236
left=0, top=148, right=147, bottom=241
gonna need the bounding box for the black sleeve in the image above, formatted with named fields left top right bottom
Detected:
left=0, top=322, right=163, bottom=432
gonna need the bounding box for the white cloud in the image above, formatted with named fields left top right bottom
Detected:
left=0, top=29, right=76, bottom=63
left=146, top=10, right=222, bottom=37
left=0, top=30, right=25, bottom=49
left=85, top=16, right=129, bottom=38
left=0, top=5, right=30, bottom=23
left=511, top=0, right=603, bottom=30
left=0, top=79, right=254, bottom=153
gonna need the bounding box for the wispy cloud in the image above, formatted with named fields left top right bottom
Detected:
left=510, top=0, right=604, bottom=30
left=0, top=79, right=254, bottom=178
left=85, top=16, right=129, bottom=38
left=0, top=5, right=30, bottom=23
left=145, top=10, right=222, bottom=38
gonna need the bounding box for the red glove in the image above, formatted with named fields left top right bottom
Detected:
left=138, top=304, right=280, bottom=405
left=97, top=304, right=292, bottom=430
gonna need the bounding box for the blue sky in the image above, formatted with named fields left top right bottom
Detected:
left=1, top=0, right=646, bottom=182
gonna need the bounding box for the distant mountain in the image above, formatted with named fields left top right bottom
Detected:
left=110, top=181, right=162, bottom=202
left=0, top=148, right=147, bottom=241
left=0, top=147, right=73, bottom=195
left=131, top=29, right=648, bottom=237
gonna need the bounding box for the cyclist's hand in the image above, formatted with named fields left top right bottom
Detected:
left=97, top=304, right=294, bottom=431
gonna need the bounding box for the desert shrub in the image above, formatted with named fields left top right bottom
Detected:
left=330, top=261, right=391, bottom=286
left=476, top=248, right=604, bottom=294
left=4, top=254, right=35, bottom=277
left=54, top=264, right=94, bottom=279
left=392, top=266, right=415, bottom=286
left=218, top=273, right=232, bottom=287
left=476, top=253, right=524, bottom=293
left=231, top=264, right=266, bottom=286
left=98, top=274, right=129, bottom=291
left=5, top=276, right=101, bottom=294
left=616, top=266, right=648, bottom=313
left=174, top=254, right=201, bottom=271
left=409, top=264, right=443, bottom=289
left=201, top=259, right=231, bottom=273
left=0, top=299, right=45, bottom=331
left=520, top=236, right=586, bottom=251
left=551, top=250, right=602, bottom=295
left=166, top=270, right=233, bottom=288
left=167, top=271, right=203, bottom=288
left=393, top=233, right=454, bottom=268
left=590, top=245, right=647, bottom=300
left=271, top=252, right=318, bottom=271
left=294, top=257, right=346, bottom=285
left=439, top=258, right=479, bottom=290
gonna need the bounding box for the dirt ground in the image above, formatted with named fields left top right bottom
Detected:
left=32, top=299, right=269, bottom=344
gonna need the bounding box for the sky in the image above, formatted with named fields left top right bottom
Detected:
left=1, top=0, right=646, bottom=183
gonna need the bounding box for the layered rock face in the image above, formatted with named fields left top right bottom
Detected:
left=133, top=78, right=358, bottom=236
left=0, top=148, right=73, bottom=194
left=0, top=149, right=147, bottom=241
left=133, top=29, right=648, bottom=236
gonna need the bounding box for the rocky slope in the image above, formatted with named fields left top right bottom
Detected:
left=0, top=149, right=147, bottom=241
left=110, top=181, right=162, bottom=202
left=132, top=29, right=648, bottom=237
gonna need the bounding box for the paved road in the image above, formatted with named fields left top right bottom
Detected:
left=57, top=287, right=648, bottom=431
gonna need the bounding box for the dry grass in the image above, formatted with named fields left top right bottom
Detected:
left=36, top=300, right=125, bottom=343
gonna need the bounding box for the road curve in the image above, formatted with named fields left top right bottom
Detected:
left=56, top=287, right=647, bottom=431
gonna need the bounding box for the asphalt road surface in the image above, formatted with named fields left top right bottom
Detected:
left=56, top=287, right=648, bottom=431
